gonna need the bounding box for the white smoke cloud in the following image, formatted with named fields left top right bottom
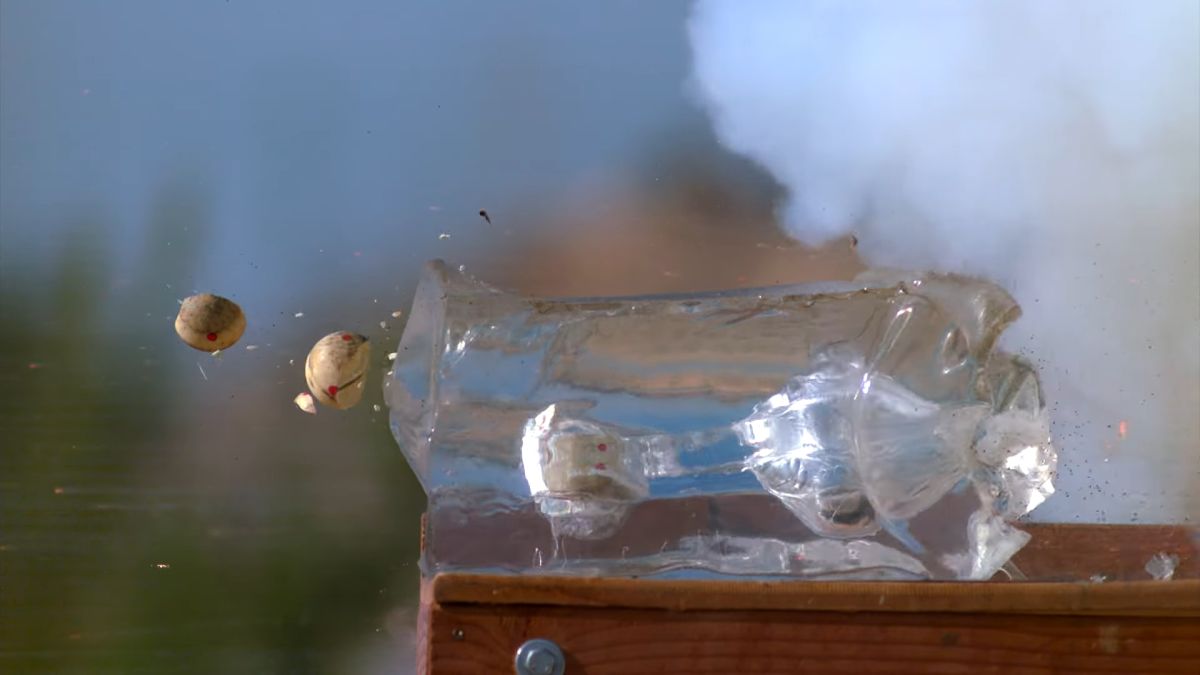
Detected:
left=689, top=0, right=1200, bottom=523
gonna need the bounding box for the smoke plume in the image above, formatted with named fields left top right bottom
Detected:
left=689, top=0, right=1200, bottom=522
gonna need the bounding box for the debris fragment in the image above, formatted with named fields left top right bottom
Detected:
left=391, top=310, right=403, bottom=319
left=294, top=391, right=317, bottom=415
left=294, top=312, right=305, bottom=318
left=478, top=209, right=491, bottom=224
left=438, top=233, right=451, bottom=240
left=380, top=321, right=389, bottom=331
left=1145, top=552, right=1179, bottom=581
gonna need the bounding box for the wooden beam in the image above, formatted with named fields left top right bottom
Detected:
left=433, top=575, right=1200, bottom=617
left=418, top=521, right=1200, bottom=672
left=425, top=601, right=1200, bottom=674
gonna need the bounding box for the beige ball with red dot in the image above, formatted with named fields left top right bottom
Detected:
left=543, top=433, right=640, bottom=501
left=174, top=293, right=246, bottom=352
left=305, top=332, right=371, bottom=410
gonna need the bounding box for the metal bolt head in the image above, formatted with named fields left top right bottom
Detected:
left=514, top=638, right=565, bottom=675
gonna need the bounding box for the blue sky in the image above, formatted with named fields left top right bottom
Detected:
left=1, top=0, right=700, bottom=313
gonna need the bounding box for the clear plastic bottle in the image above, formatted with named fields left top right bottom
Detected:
left=387, top=261, right=1055, bottom=580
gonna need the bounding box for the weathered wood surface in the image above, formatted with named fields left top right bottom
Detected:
left=419, top=522, right=1200, bottom=673
left=433, top=576, right=1200, bottom=617
left=426, top=603, right=1200, bottom=674
left=1010, top=523, right=1198, bottom=581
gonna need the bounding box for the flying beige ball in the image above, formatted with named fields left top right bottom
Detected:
left=175, top=293, right=246, bottom=352
left=305, top=332, right=371, bottom=410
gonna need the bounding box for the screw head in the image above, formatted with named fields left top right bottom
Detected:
left=514, top=638, right=565, bottom=675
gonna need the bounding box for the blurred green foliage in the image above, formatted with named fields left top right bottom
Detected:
left=1, top=188, right=424, bottom=674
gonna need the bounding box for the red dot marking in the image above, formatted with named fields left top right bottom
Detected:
left=594, top=463, right=607, bottom=471
left=327, top=385, right=339, bottom=398
left=596, top=443, right=607, bottom=451
left=206, top=332, right=218, bottom=341
left=342, top=333, right=353, bottom=341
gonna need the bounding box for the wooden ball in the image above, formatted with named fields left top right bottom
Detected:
left=305, top=332, right=370, bottom=410
left=175, top=293, right=246, bottom=352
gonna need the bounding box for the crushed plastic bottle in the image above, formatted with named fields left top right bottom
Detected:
left=387, top=261, right=1057, bottom=580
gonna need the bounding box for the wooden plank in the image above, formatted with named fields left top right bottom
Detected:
left=420, top=522, right=1200, bottom=673
left=432, top=575, right=1200, bottom=617
left=1010, top=523, right=1198, bottom=581
left=425, top=602, right=1200, bottom=674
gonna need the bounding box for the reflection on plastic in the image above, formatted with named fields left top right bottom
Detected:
left=388, top=261, right=1056, bottom=580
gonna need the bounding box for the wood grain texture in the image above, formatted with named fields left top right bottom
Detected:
left=426, top=603, right=1200, bottom=674
left=420, top=523, right=1200, bottom=673
left=433, top=575, right=1200, bottom=617
left=1010, top=523, right=1198, bottom=581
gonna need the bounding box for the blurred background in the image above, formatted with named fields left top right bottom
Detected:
left=0, top=2, right=856, bottom=673
left=1, top=1, right=1195, bottom=673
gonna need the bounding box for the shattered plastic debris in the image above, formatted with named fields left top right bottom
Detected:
left=1145, top=552, right=1179, bottom=581
left=294, top=312, right=305, bottom=318
left=391, top=310, right=403, bottom=319
left=293, top=392, right=317, bottom=415
left=437, top=233, right=451, bottom=240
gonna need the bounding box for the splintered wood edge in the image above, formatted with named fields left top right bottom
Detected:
left=430, top=574, right=1200, bottom=617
